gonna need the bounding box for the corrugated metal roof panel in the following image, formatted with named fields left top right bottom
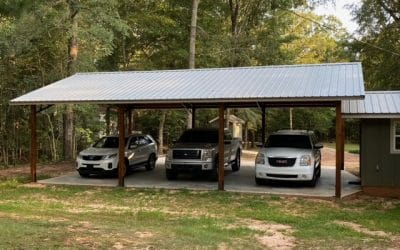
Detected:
left=11, top=62, right=365, bottom=105
left=342, top=91, right=400, bottom=118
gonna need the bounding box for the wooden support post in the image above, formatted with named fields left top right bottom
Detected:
left=218, top=104, right=225, bottom=191
left=335, top=103, right=343, bottom=198
left=30, top=105, right=37, bottom=183
left=117, top=106, right=126, bottom=187
left=191, top=107, right=196, bottom=128
left=341, top=119, right=345, bottom=170
left=359, top=121, right=362, bottom=178
left=127, top=109, right=132, bottom=134
left=261, top=106, right=266, bottom=144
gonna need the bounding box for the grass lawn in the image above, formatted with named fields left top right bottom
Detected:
left=324, top=142, right=360, bottom=154
left=0, top=179, right=399, bottom=249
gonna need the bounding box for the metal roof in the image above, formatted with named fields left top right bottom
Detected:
left=11, top=62, right=365, bottom=106
left=342, top=91, right=400, bottom=118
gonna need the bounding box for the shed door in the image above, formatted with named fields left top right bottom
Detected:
left=361, top=119, right=395, bottom=187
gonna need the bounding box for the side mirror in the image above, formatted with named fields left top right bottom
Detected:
left=314, top=143, right=323, bottom=149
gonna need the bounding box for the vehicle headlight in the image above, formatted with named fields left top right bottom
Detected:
left=103, top=153, right=117, bottom=160
left=202, top=149, right=213, bottom=161
left=255, top=153, right=265, bottom=165
left=300, top=155, right=311, bottom=166
left=166, top=150, right=172, bottom=162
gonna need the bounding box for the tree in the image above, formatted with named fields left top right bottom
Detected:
left=63, top=0, right=79, bottom=161
left=186, top=0, right=200, bottom=129
left=352, top=0, right=400, bottom=90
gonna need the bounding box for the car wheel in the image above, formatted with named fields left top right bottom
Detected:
left=231, top=150, right=241, bottom=172
left=79, top=172, right=90, bottom=178
left=166, top=169, right=178, bottom=180
left=255, top=177, right=265, bottom=185
left=317, top=163, right=321, bottom=178
left=307, top=170, right=317, bottom=187
left=146, top=154, right=156, bottom=171
left=210, top=158, right=219, bottom=181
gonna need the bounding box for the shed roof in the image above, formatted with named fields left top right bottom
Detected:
left=342, top=91, right=400, bottom=118
left=209, top=115, right=245, bottom=124
left=11, top=62, right=364, bottom=106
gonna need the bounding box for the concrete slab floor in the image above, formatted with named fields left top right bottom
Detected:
left=39, top=157, right=361, bottom=198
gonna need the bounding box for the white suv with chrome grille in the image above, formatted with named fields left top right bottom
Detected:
left=76, top=134, right=157, bottom=177
left=255, top=130, right=322, bottom=187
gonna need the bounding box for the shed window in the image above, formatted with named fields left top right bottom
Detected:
left=391, top=120, right=400, bottom=154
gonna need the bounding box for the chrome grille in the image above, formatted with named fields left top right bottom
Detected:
left=268, top=157, right=296, bottom=167
left=172, top=150, right=201, bottom=159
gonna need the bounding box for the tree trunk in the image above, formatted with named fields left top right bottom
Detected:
left=105, top=107, right=111, bottom=135
left=189, top=0, right=200, bottom=69
left=228, top=0, right=240, bottom=67
left=158, top=110, right=167, bottom=155
left=63, top=105, right=75, bottom=160
left=64, top=0, right=79, bottom=160
left=251, top=130, right=255, bottom=148
left=187, top=0, right=200, bottom=128
left=45, top=113, right=58, bottom=161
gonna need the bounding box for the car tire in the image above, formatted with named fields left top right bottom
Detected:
left=231, top=150, right=241, bottom=172
left=166, top=169, right=178, bottom=180
left=317, top=164, right=321, bottom=178
left=145, top=154, right=156, bottom=171
left=307, top=170, right=317, bottom=187
left=79, top=172, right=90, bottom=178
left=210, top=157, right=219, bottom=181
left=255, top=177, right=265, bottom=185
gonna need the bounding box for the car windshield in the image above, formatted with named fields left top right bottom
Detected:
left=93, top=137, right=128, bottom=148
left=265, top=134, right=312, bottom=149
left=177, top=130, right=219, bottom=143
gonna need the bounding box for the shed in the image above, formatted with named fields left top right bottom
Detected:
left=209, top=115, right=245, bottom=139
left=11, top=62, right=365, bottom=198
left=342, top=91, right=400, bottom=197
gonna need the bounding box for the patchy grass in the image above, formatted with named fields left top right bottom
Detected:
left=0, top=181, right=398, bottom=249
left=324, top=142, right=360, bottom=154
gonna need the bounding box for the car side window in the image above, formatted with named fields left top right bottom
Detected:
left=144, top=135, right=153, bottom=144
left=129, top=137, right=139, bottom=148
left=137, top=136, right=149, bottom=146
left=224, top=132, right=232, bottom=141
left=311, top=135, right=316, bottom=145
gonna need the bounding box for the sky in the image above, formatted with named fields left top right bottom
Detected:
left=314, top=0, right=361, bottom=34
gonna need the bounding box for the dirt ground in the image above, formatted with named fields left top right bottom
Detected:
left=0, top=162, right=75, bottom=181
left=321, top=148, right=360, bottom=175
left=0, top=148, right=360, bottom=181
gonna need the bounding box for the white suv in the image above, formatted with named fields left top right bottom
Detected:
left=76, top=134, right=158, bottom=177
left=255, top=130, right=322, bottom=187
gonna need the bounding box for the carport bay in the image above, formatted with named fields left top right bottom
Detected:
left=10, top=63, right=365, bottom=198
left=38, top=154, right=361, bottom=198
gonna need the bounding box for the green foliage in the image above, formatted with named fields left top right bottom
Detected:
left=264, top=108, right=335, bottom=140
left=351, top=0, right=400, bottom=90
